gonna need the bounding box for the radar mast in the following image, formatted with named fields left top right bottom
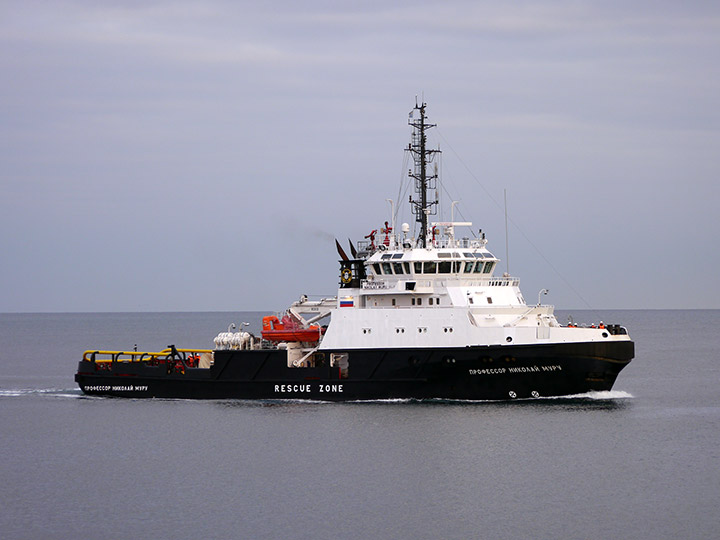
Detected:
left=407, top=102, right=441, bottom=248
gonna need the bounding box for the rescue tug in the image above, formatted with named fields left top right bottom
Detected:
left=75, top=102, right=634, bottom=401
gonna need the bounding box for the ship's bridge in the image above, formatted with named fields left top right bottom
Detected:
left=338, top=220, right=523, bottom=307
left=363, top=218, right=499, bottom=280
left=366, top=248, right=498, bottom=279
left=340, top=245, right=523, bottom=309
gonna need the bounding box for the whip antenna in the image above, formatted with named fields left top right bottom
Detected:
left=504, top=188, right=510, bottom=275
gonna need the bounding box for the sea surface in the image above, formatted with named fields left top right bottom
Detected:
left=1, top=310, right=718, bottom=540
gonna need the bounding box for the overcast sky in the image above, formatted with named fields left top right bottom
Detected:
left=2, top=0, right=719, bottom=312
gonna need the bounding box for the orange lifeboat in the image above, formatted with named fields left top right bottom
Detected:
left=261, top=315, right=323, bottom=342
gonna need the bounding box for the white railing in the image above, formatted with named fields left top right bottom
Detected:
left=357, top=235, right=486, bottom=254
left=361, top=276, right=519, bottom=290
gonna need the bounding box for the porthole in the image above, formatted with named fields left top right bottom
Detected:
left=506, top=336, right=513, bottom=342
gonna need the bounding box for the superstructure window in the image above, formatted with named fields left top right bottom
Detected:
left=382, top=262, right=393, bottom=274
left=414, top=262, right=423, bottom=274
left=393, top=262, right=404, bottom=274
left=438, top=261, right=451, bottom=274
left=464, top=262, right=475, bottom=273
left=483, top=262, right=494, bottom=274
left=474, top=262, right=485, bottom=273
left=423, top=261, right=437, bottom=274
left=392, top=253, right=403, bottom=259
left=372, top=263, right=381, bottom=274
left=403, top=262, right=410, bottom=274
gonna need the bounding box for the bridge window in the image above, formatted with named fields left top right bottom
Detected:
left=372, top=263, right=381, bottom=274
left=438, top=261, right=451, bottom=274
left=414, top=262, right=423, bottom=274
left=393, top=262, right=404, bottom=274
left=423, top=261, right=437, bottom=274
left=382, top=262, right=393, bottom=274
left=474, top=262, right=485, bottom=273
left=464, top=262, right=475, bottom=273
left=483, top=262, right=494, bottom=274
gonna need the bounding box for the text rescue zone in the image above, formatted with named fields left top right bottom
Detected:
left=274, top=384, right=343, bottom=393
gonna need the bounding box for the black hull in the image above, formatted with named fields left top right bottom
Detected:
left=75, top=340, right=633, bottom=401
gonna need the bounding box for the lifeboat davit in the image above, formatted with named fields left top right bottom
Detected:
left=261, top=315, right=324, bottom=343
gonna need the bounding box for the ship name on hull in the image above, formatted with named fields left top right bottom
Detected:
left=468, top=365, right=562, bottom=376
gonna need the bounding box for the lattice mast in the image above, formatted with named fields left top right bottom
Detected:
left=407, top=102, right=441, bottom=248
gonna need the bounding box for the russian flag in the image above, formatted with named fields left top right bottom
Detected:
left=340, top=297, right=354, bottom=308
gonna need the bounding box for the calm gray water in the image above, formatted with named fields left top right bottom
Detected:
left=1, top=310, right=718, bottom=539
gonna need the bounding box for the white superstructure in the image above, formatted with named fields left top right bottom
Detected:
left=319, top=220, right=627, bottom=351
